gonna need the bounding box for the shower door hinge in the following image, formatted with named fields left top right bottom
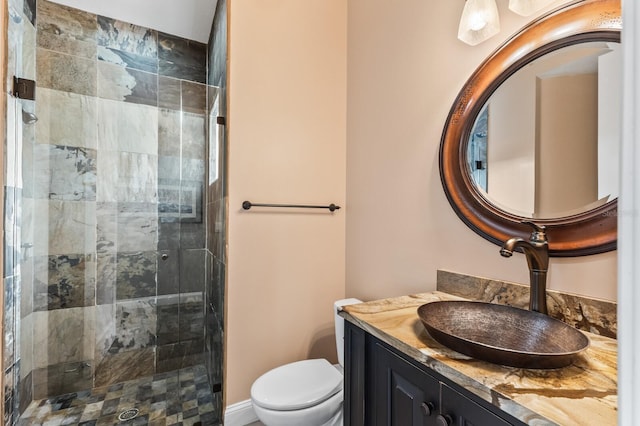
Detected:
left=216, top=116, right=226, bottom=126
left=13, top=77, right=36, bottom=100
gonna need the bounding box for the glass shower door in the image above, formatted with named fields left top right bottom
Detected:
left=4, top=0, right=224, bottom=423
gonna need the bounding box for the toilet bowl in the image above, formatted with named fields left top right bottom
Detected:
left=250, top=298, right=362, bottom=426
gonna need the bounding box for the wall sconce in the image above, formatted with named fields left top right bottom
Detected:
left=508, top=0, right=556, bottom=16
left=458, top=0, right=557, bottom=46
left=458, top=0, right=500, bottom=46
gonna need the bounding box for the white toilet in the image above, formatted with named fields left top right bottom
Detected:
left=250, top=298, right=362, bottom=426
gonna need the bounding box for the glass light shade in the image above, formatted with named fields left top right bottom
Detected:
left=508, top=0, right=556, bottom=16
left=458, top=0, right=500, bottom=46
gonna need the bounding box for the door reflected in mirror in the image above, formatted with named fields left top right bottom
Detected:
left=467, top=42, right=621, bottom=219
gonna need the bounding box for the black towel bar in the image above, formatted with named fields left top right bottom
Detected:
left=242, top=201, right=340, bottom=212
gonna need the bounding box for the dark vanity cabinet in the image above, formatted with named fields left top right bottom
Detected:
left=344, top=322, right=525, bottom=426
left=370, top=337, right=440, bottom=425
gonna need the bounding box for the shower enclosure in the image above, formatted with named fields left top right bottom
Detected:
left=2, top=0, right=227, bottom=424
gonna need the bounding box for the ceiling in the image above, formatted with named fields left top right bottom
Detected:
left=49, top=0, right=218, bottom=43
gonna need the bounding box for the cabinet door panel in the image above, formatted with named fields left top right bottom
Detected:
left=344, top=322, right=366, bottom=426
left=440, top=384, right=512, bottom=426
left=370, top=341, right=440, bottom=426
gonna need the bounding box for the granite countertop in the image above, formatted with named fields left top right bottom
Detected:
left=341, top=291, right=617, bottom=426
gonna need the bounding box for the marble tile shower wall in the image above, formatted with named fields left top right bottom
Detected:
left=3, top=0, right=214, bottom=423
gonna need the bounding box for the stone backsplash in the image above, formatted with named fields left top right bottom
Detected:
left=437, top=270, right=617, bottom=338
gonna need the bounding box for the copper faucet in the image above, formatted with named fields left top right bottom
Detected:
left=499, top=222, right=549, bottom=314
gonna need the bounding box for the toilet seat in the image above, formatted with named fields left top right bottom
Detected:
left=251, top=359, right=342, bottom=410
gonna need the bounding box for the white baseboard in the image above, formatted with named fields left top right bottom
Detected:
left=224, top=399, right=259, bottom=426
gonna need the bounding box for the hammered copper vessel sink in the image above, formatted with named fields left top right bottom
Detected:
left=417, top=301, right=590, bottom=369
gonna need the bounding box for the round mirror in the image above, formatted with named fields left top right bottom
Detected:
left=467, top=41, right=620, bottom=219
left=440, top=0, right=620, bottom=256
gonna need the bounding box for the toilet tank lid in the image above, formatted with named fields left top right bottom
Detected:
left=250, top=359, right=342, bottom=411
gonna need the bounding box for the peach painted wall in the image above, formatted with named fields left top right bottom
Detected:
left=226, top=0, right=347, bottom=405
left=487, top=68, right=537, bottom=216
left=0, top=0, right=5, bottom=411
left=346, top=0, right=617, bottom=302
left=225, top=0, right=618, bottom=406
left=537, top=73, right=598, bottom=216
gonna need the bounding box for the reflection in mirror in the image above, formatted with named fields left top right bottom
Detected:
left=467, top=42, right=621, bottom=219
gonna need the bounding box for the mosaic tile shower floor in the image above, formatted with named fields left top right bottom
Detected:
left=18, top=365, right=220, bottom=426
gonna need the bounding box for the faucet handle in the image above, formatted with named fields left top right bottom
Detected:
left=522, top=221, right=547, bottom=243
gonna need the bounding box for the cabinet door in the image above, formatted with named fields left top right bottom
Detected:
left=344, top=322, right=366, bottom=426
left=369, top=340, right=440, bottom=426
left=440, top=384, right=513, bottom=426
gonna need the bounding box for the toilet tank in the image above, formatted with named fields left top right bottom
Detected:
left=334, top=298, right=363, bottom=367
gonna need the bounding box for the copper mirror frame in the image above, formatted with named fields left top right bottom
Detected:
left=439, top=0, right=620, bottom=257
